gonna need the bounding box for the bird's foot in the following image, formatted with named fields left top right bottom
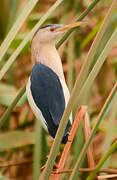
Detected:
left=40, top=165, right=45, bottom=172
left=41, top=163, right=58, bottom=172
left=68, top=132, right=73, bottom=142
left=40, top=156, right=58, bottom=172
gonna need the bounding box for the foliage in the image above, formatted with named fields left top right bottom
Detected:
left=0, top=0, right=117, bottom=179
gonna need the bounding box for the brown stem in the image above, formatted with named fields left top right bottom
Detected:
left=50, top=106, right=94, bottom=180
left=97, top=174, right=117, bottom=179
left=0, top=161, right=33, bottom=168
left=50, top=106, right=87, bottom=180
left=83, top=109, right=95, bottom=168
left=0, top=161, right=117, bottom=175
left=52, top=168, right=117, bottom=174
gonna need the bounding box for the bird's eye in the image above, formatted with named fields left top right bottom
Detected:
left=50, top=28, right=55, bottom=32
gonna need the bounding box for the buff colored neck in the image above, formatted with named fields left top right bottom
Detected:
left=31, top=42, right=65, bottom=81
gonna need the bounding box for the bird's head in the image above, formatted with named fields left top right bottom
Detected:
left=31, top=22, right=84, bottom=45
left=31, top=22, right=85, bottom=64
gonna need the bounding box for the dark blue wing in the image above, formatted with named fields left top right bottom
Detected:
left=30, top=63, right=71, bottom=142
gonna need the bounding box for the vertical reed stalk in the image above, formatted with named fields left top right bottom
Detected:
left=87, top=140, right=117, bottom=180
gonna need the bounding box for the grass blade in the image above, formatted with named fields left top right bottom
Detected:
left=80, top=20, right=102, bottom=49
left=0, top=1, right=8, bottom=39
left=69, top=82, right=117, bottom=179
left=102, top=94, right=117, bottom=168
left=56, top=0, right=101, bottom=49
left=0, top=0, right=38, bottom=62
left=87, top=140, right=117, bottom=180
left=0, top=0, right=101, bottom=127
left=73, top=0, right=117, bottom=113
left=67, top=33, right=75, bottom=92
left=40, top=27, right=117, bottom=179
left=7, top=0, right=19, bottom=31
left=0, top=0, right=64, bottom=81
left=0, top=85, right=26, bottom=129
left=0, top=131, right=34, bottom=150
left=33, top=120, right=42, bottom=180
left=73, top=0, right=117, bottom=164
left=75, top=28, right=117, bottom=108
left=7, top=0, right=19, bottom=84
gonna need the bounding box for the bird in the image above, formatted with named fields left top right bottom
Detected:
left=26, top=22, right=84, bottom=143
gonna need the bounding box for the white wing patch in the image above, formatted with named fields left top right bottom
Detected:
left=60, top=79, right=72, bottom=124
left=26, top=79, right=48, bottom=131
left=26, top=77, right=72, bottom=132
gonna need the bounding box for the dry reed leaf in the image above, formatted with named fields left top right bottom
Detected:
left=98, top=174, right=117, bottom=179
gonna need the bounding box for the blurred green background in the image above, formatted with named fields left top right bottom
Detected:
left=0, top=0, right=117, bottom=179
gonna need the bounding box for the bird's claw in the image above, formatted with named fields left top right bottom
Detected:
left=68, top=132, right=73, bottom=142
left=41, top=155, right=58, bottom=172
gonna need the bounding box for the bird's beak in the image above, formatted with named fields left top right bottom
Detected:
left=55, top=22, right=85, bottom=32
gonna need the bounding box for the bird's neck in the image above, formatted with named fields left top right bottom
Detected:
left=31, top=43, right=65, bottom=80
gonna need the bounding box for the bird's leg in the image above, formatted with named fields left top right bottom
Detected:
left=41, top=155, right=58, bottom=172
left=41, top=164, right=58, bottom=172
left=67, top=132, right=72, bottom=142
left=41, top=106, right=95, bottom=179
left=41, top=107, right=85, bottom=174
left=40, top=156, right=48, bottom=172
left=50, top=106, right=87, bottom=180
left=40, top=166, right=45, bottom=172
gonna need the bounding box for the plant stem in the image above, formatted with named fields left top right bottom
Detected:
left=33, top=121, right=42, bottom=180
left=69, top=82, right=117, bottom=179
left=102, top=94, right=117, bottom=168
left=73, top=0, right=117, bottom=114
left=87, top=140, right=117, bottom=180
left=56, top=0, right=101, bottom=49
left=0, top=0, right=38, bottom=62
left=0, top=0, right=101, bottom=129
left=41, top=27, right=117, bottom=180
left=0, top=85, right=26, bottom=128
left=0, top=0, right=64, bottom=80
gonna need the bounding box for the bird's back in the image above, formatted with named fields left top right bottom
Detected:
left=26, top=63, right=71, bottom=143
